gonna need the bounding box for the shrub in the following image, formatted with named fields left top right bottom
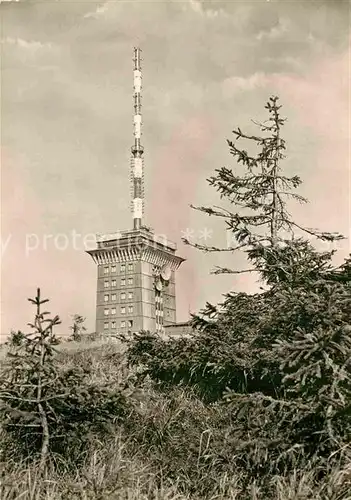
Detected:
left=0, top=289, right=129, bottom=469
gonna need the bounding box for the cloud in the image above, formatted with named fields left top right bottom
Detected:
left=256, top=17, right=290, bottom=41
left=84, top=2, right=110, bottom=19
left=222, top=72, right=269, bottom=97
left=188, top=0, right=225, bottom=19
left=262, top=55, right=302, bottom=70
left=2, top=36, right=54, bottom=53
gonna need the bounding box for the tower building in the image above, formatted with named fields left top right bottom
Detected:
left=87, top=49, right=185, bottom=336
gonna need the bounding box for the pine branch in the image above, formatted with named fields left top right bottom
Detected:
left=211, top=266, right=256, bottom=275
left=182, top=239, right=254, bottom=253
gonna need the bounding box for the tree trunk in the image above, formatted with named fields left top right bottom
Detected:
left=38, top=401, right=49, bottom=472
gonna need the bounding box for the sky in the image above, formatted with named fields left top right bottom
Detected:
left=0, top=0, right=350, bottom=339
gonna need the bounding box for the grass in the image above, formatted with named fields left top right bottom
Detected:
left=2, top=452, right=350, bottom=499
left=1, top=337, right=350, bottom=500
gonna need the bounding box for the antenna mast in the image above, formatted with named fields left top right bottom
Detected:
left=131, top=47, right=144, bottom=230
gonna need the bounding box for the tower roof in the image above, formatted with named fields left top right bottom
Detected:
left=87, top=227, right=184, bottom=270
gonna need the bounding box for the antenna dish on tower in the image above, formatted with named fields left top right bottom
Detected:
left=160, top=265, right=171, bottom=282
left=155, top=279, right=163, bottom=292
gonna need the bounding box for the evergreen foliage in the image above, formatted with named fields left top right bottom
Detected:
left=69, top=314, right=87, bottom=342
left=6, top=330, right=27, bottom=347
left=125, top=97, right=351, bottom=486
left=0, top=289, right=128, bottom=469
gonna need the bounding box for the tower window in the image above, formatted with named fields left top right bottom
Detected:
left=128, top=291, right=133, bottom=300
left=128, top=277, right=133, bottom=286
left=121, top=306, right=126, bottom=315
left=121, top=278, right=126, bottom=287
left=120, top=263, right=126, bottom=272
left=121, top=292, right=126, bottom=300
left=104, top=309, right=109, bottom=316
left=111, top=307, right=116, bottom=315
left=111, top=279, right=116, bottom=287
left=104, top=266, right=109, bottom=275
left=104, top=280, right=109, bottom=288
left=111, top=294, right=117, bottom=301
left=111, top=321, right=116, bottom=329
left=128, top=320, right=133, bottom=329
left=121, top=320, right=126, bottom=328
left=104, top=294, right=109, bottom=302
left=128, top=305, right=134, bottom=314
left=128, top=263, right=134, bottom=272
left=111, top=265, right=116, bottom=273
left=104, top=322, right=109, bottom=330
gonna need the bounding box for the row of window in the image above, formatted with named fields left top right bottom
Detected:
left=104, top=319, right=133, bottom=330
left=104, top=291, right=172, bottom=304
left=104, top=291, right=133, bottom=302
left=104, top=305, right=134, bottom=315
left=104, top=263, right=134, bottom=274
left=105, top=280, right=117, bottom=288
left=104, top=277, right=133, bottom=288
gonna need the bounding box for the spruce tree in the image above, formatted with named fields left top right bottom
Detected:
left=185, top=96, right=342, bottom=275
left=69, top=314, right=87, bottom=342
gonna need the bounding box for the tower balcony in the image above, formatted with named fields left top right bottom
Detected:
left=131, top=144, right=144, bottom=155
left=87, top=227, right=183, bottom=270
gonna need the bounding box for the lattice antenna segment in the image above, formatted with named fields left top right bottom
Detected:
left=131, top=47, right=144, bottom=230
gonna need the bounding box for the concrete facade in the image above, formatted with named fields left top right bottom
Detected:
left=164, top=322, right=194, bottom=338
left=87, top=227, right=184, bottom=336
